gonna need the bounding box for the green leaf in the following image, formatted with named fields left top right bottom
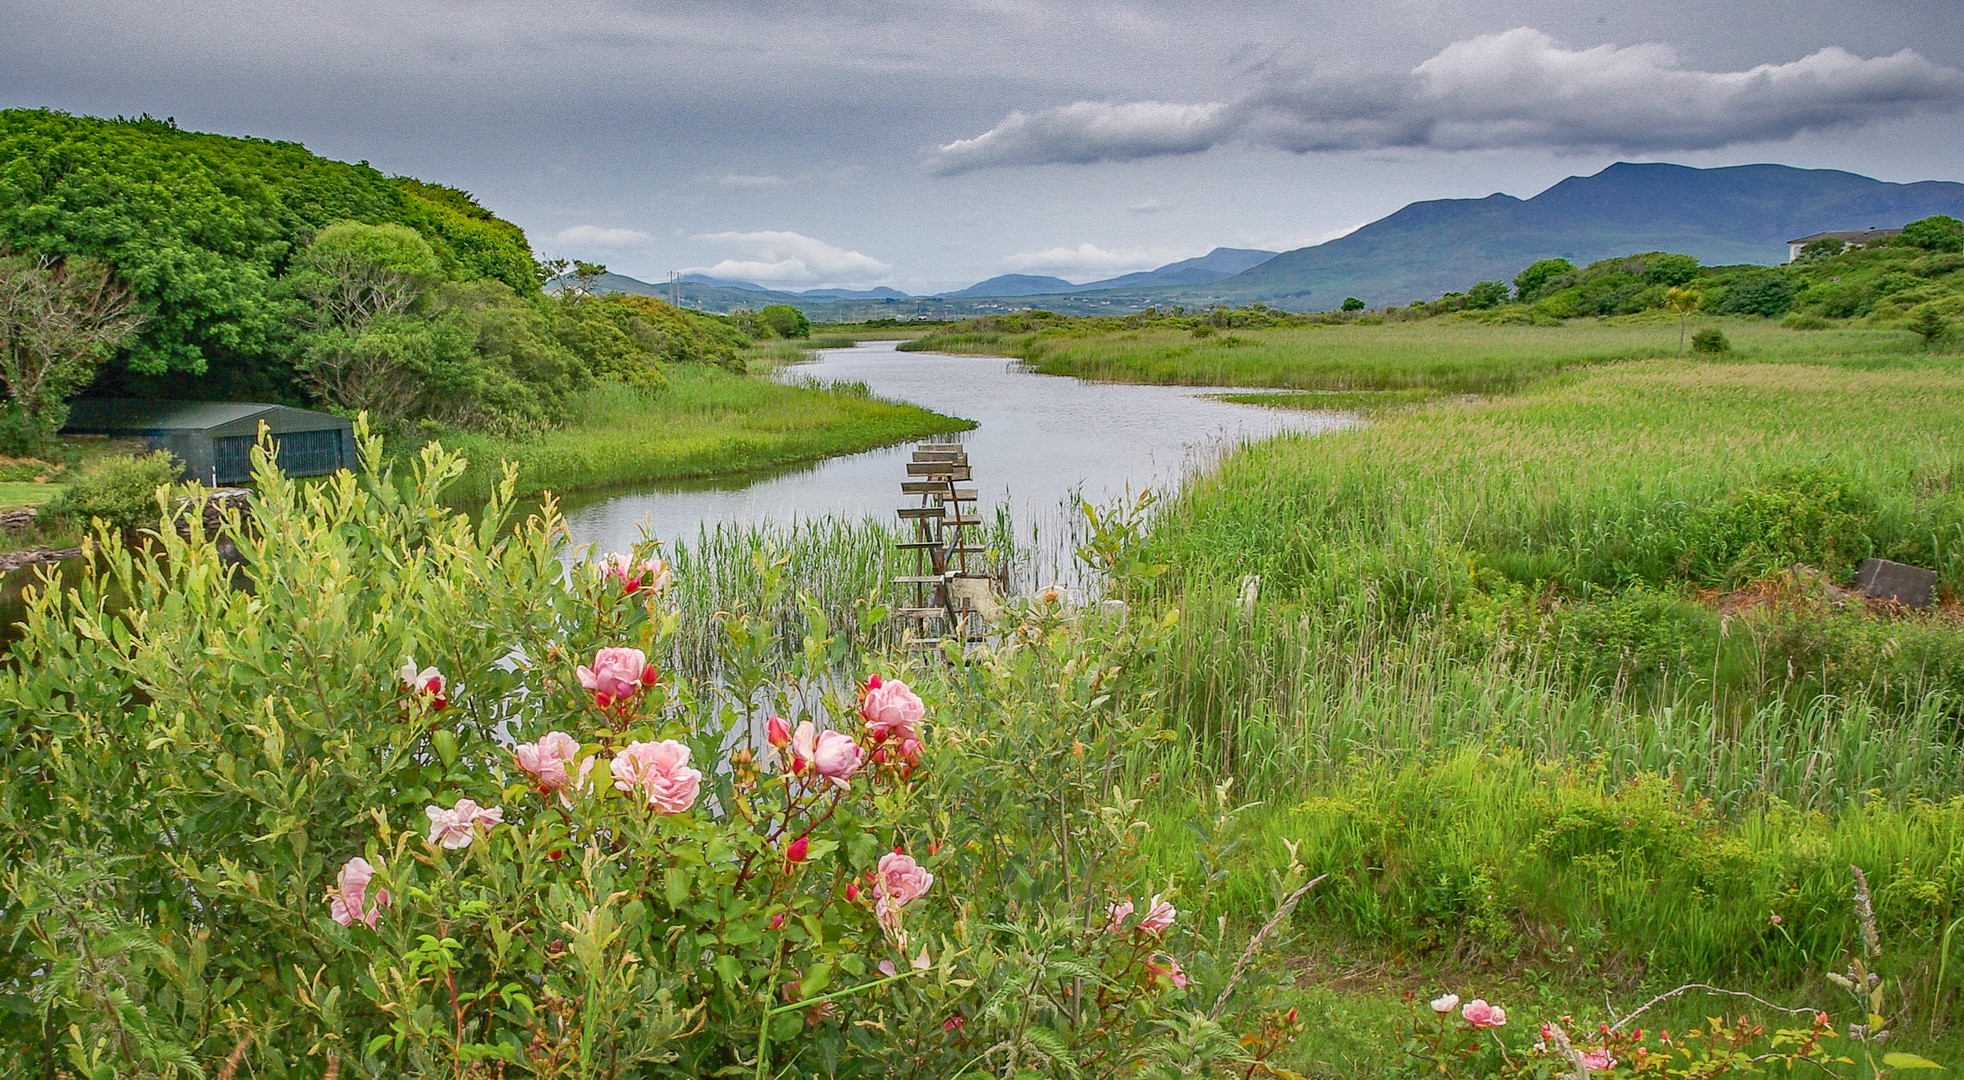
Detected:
left=799, top=961, right=831, bottom=998
left=713, top=954, right=742, bottom=987
left=1882, top=1053, right=1946, bottom=1070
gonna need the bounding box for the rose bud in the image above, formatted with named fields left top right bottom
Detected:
left=767, top=715, right=791, bottom=749
left=786, top=835, right=809, bottom=863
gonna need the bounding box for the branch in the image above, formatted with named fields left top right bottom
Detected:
left=1208, top=873, right=1326, bottom=1020
left=1610, top=983, right=1821, bottom=1033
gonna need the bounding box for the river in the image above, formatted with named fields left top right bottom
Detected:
left=555, top=339, right=1347, bottom=576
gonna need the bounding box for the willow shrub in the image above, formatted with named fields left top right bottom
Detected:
left=0, top=429, right=1306, bottom=1078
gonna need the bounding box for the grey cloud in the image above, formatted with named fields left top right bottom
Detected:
left=925, top=28, right=1964, bottom=174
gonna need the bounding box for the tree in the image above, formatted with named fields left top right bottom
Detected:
left=289, top=222, right=441, bottom=333
left=0, top=251, right=143, bottom=442
left=756, top=304, right=810, bottom=339
left=1899, top=215, right=1963, bottom=254
left=1340, top=297, right=1365, bottom=312
left=1665, top=285, right=1703, bottom=357
left=1908, top=304, right=1951, bottom=346
left=1465, top=280, right=1509, bottom=309
left=1641, top=253, right=1700, bottom=286
left=1512, top=258, right=1575, bottom=303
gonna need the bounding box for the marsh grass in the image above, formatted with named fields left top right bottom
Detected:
left=437, top=369, right=970, bottom=500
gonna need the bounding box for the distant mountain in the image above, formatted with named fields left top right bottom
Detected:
left=939, top=274, right=1078, bottom=298
left=798, top=286, right=911, bottom=299
left=680, top=273, right=768, bottom=291
left=1076, top=247, right=1277, bottom=290
left=1206, top=162, right=1964, bottom=310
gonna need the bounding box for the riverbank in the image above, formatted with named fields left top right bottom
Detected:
left=436, top=362, right=971, bottom=501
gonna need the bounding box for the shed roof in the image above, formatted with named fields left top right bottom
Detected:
left=63, top=399, right=353, bottom=439
left=1786, top=228, right=1902, bottom=245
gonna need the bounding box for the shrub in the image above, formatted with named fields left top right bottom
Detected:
left=40, top=449, right=179, bottom=533
left=1689, top=327, right=1730, bottom=353
left=1909, top=303, right=1952, bottom=345
left=1341, top=296, right=1365, bottom=311
left=1899, top=214, right=1964, bottom=253
left=1782, top=311, right=1834, bottom=330
left=0, top=431, right=1306, bottom=1076
left=1709, top=269, right=1797, bottom=317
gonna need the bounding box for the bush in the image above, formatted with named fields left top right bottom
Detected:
left=1709, top=269, right=1797, bottom=316
left=40, top=449, right=179, bottom=533
left=1899, top=214, right=1964, bottom=253
left=1782, top=311, right=1834, bottom=330
left=1689, top=327, right=1731, bottom=353
left=0, top=433, right=1307, bottom=1076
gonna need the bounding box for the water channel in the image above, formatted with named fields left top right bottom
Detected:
left=556, top=339, right=1347, bottom=578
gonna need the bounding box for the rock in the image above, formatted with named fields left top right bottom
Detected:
left=1855, top=558, right=1937, bottom=608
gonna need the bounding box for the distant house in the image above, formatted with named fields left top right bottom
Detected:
left=1786, top=228, right=1902, bottom=263
left=62, top=400, right=357, bottom=486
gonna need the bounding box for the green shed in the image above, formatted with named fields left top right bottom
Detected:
left=62, top=400, right=357, bottom=486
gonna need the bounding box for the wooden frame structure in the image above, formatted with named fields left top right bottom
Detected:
left=893, top=443, right=992, bottom=648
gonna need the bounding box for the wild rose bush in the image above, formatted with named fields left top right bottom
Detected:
left=0, top=430, right=1303, bottom=1078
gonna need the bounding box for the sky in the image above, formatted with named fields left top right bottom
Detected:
left=5, top=1, right=1962, bottom=293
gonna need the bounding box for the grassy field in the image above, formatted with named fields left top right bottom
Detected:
left=436, top=363, right=970, bottom=501
left=0, top=482, right=61, bottom=509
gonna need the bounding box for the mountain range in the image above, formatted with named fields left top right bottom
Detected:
left=591, top=162, right=1964, bottom=318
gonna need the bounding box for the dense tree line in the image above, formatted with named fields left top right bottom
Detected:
left=0, top=109, right=752, bottom=449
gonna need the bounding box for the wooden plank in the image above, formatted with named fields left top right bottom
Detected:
left=942, top=514, right=983, bottom=526
left=917, top=443, right=965, bottom=451
left=893, top=607, right=950, bottom=620
left=906, top=463, right=971, bottom=478
left=892, top=574, right=950, bottom=584
left=896, top=506, right=946, bottom=519
left=900, top=483, right=978, bottom=497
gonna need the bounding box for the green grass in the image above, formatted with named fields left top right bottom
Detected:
left=0, top=482, right=62, bottom=509
left=1015, top=317, right=1930, bottom=391
left=435, top=366, right=971, bottom=501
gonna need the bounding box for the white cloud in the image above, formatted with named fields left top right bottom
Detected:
left=1312, top=220, right=1367, bottom=244
left=1000, top=242, right=1197, bottom=279
left=1127, top=197, right=1174, bottom=214
left=684, top=230, right=891, bottom=285
left=924, top=29, right=1964, bottom=174
left=716, top=173, right=789, bottom=189
left=552, top=224, right=653, bottom=247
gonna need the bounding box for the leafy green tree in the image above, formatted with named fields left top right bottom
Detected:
left=1709, top=269, right=1796, bottom=317
left=1641, top=253, right=1701, bottom=286
left=0, top=251, right=142, bottom=441
left=1908, top=304, right=1951, bottom=346
left=1465, top=280, right=1509, bottom=309
left=1898, top=215, right=1963, bottom=253
left=758, top=303, right=811, bottom=339
left=1340, top=297, right=1365, bottom=312
left=1512, top=258, right=1575, bottom=303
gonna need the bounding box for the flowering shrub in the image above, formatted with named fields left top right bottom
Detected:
left=0, top=429, right=1304, bottom=1078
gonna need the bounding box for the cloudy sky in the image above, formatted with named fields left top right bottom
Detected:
left=5, top=1, right=1962, bottom=292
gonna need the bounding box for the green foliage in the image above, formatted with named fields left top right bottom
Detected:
left=1909, top=304, right=1952, bottom=346
left=1899, top=215, right=1964, bottom=254
left=1512, top=258, right=1575, bottom=303
left=1690, top=327, right=1730, bottom=353
left=757, top=304, right=812, bottom=339
left=1464, top=280, right=1510, bottom=310
left=40, top=449, right=180, bottom=533
left=1341, top=296, right=1366, bottom=312
left=1800, top=237, right=1849, bottom=262
left=1643, top=252, right=1702, bottom=286
left=0, top=109, right=538, bottom=391
left=1708, top=267, right=1798, bottom=317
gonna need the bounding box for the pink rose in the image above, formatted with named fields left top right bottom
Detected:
left=1146, top=954, right=1189, bottom=989
left=767, top=714, right=791, bottom=749
left=1580, top=1051, right=1616, bottom=1071
left=860, top=678, right=925, bottom=743
left=426, top=798, right=504, bottom=849
left=514, top=731, right=592, bottom=794
left=577, top=647, right=657, bottom=706
left=610, top=739, right=702, bottom=813
left=1105, top=899, right=1135, bottom=932
left=873, top=851, right=933, bottom=915
left=1432, top=994, right=1462, bottom=1015
left=792, top=721, right=865, bottom=788
left=399, top=658, right=447, bottom=708
left=1137, top=894, right=1176, bottom=934
left=1461, top=999, right=1507, bottom=1029
left=327, top=856, right=390, bottom=928
left=601, top=552, right=673, bottom=594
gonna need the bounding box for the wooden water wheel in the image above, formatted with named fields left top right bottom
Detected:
left=893, top=443, right=995, bottom=648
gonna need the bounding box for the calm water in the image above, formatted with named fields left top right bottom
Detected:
left=557, top=340, right=1348, bottom=569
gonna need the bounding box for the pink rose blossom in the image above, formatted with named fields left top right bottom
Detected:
left=1146, top=954, right=1189, bottom=989
left=1461, top=999, right=1507, bottom=1029
left=327, top=856, right=389, bottom=928
left=1105, top=899, right=1135, bottom=932
left=873, top=851, right=934, bottom=914
left=1137, top=894, right=1176, bottom=934
left=860, top=678, right=925, bottom=743
left=609, top=739, right=702, bottom=813
left=601, top=552, right=672, bottom=594
left=399, top=658, right=447, bottom=707
left=767, top=715, right=791, bottom=749
left=785, top=835, right=810, bottom=863
left=792, top=721, right=865, bottom=788
left=514, top=731, right=593, bottom=793
left=426, top=798, right=503, bottom=849
left=1580, top=1051, right=1616, bottom=1071
left=1432, top=994, right=1462, bottom=1015
left=577, top=647, right=657, bottom=706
